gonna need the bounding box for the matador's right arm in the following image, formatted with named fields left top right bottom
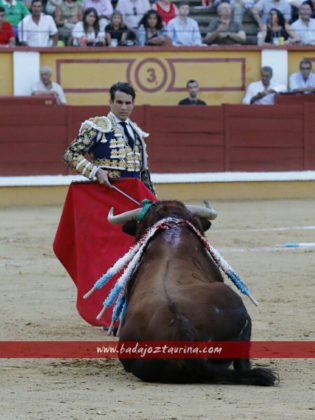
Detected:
left=63, top=120, right=105, bottom=180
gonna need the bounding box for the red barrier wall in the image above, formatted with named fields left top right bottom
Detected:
left=1, top=98, right=314, bottom=176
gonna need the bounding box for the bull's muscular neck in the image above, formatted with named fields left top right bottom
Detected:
left=148, top=224, right=200, bottom=259
left=127, top=223, right=222, bottom=300
left=160, top=224, right=183, bottom=247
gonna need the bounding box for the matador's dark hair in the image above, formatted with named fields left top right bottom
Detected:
left=110, top=82, right=136, bottom=101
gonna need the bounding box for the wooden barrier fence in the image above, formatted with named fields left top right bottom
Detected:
left=1, top=98, right=314, bottom=176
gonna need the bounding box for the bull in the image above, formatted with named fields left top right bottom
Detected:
left=108, top=200, right=277, bottom=385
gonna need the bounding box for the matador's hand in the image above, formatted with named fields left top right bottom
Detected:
left=96, top=168, right=112, bottom=188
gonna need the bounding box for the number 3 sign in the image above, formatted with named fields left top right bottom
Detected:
left=134, top=58, right=168, bottom=93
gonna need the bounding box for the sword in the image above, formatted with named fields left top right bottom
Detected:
left=111, top=184, right=141, bottom=205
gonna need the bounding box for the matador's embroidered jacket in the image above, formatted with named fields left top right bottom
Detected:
left=63, top=113, right=155, bottom=193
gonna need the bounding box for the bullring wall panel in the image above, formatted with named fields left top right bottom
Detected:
left=0, top=101, right=314, bottom=176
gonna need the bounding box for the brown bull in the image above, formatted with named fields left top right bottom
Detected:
left=108, top=200, right=277, bottom=385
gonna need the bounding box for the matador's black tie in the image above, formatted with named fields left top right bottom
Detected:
left=120, top=122, right=134, bottom=148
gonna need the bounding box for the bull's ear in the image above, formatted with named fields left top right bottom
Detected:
left=200, top=218, right=212, bottom=232
left=122, top=220, right=138, bottom=236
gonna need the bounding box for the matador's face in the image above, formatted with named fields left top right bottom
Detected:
left=110, top=91, right=135, bottom=121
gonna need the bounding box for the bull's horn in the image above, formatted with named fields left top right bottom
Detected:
left=186, top=205, right=218, bottom=220
left=107, top=207, right=142, bottom=225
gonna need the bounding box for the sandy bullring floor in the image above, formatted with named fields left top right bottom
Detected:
left=0, top=198, right=314, bottom=419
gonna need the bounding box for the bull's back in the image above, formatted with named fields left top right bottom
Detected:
left=120, top=228, right=249, bottom=341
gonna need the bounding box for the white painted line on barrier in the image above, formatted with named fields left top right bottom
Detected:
left=153, top=171, right=315, bottom=183
left=1, top=171, right=315, bottom=187
left=0, top=175, right=86, bottom=187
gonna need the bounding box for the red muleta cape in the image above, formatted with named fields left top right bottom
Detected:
left=53, top=179, right=157, bottom=327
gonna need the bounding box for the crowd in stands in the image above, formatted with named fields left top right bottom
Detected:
left=1, top=0, right=315, bottom=47
left=175, top=59, right=315, bottom=106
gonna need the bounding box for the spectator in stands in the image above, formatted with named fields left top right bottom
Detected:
left=205, top=2, right=246, bottom=44
left=213, top=0, right=256, bottom=25
left=18, top=0, right=58, bottom=46
left=0, top=6, right=15, bottom=45
left=105, top=10, right=128, bottom=45
left=54, top=0, right=83, bottom=45
left=45, top=0, right=62, bottom=16
left=260, top=8, right=300, bottom=43
left=289, top=59, right=315, bottom=93
left=72, top=6, right=105, bottom=45
left=243, top=66, right=286, bottom=104
left=83, top=0, right=112, bottom=30
left=289, top=0, right=304, bottom=23
left=23, top=0, right=31, bottom=8
left=137, top=9, right=172, bottom=45
left=152, top=0, right=178, bottom=25
left=83, top=0, right=112, bottom=18
left=31, top=65, right=67, bottom=104
left=167, top=1, right=202, bottom=46
left=251, top=0, right=292, bottom=27
left=178, top=79, right=206, bottom=105
left=291, top=2, right=315, bottom=43
left=304, top=0, right=315, bottom=17
left=115, top=0, right=151, bottom=38
left=0, top=0, right=30, bottom=38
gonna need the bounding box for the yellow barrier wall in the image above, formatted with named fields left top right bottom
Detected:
left=0, top=52, right=13, bottom=96
left=1, top=180, right=315, bottom=207
left=1, top=47, right=315, bottom=105
left=40, top=47, right=261, bottom=106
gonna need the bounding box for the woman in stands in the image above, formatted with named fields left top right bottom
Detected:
left=55, top=0, right=83, bottom=45
left=152, top=0, right=178, bottom=25
left=0, top=6, right=15, bottom=46
left=261, top=8, right=300, bottom=45
left=137, top=9, right=172, bottom=46
left=72, top=7, right=105, bottom=46
left=105, top=10, right=128, bottom=46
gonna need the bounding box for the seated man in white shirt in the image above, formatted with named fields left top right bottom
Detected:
left=291, top=2, right=315, bottom=44
left=243, top=66, right=286, bottom=104
left=31, top=65, right=67, bottom=105
left=289, top=59, right=315, bottom=93
left=18, top=0, right=58, bottom=47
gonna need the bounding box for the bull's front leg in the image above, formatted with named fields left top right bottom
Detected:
left=233, top=316, right=252, bottom=371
